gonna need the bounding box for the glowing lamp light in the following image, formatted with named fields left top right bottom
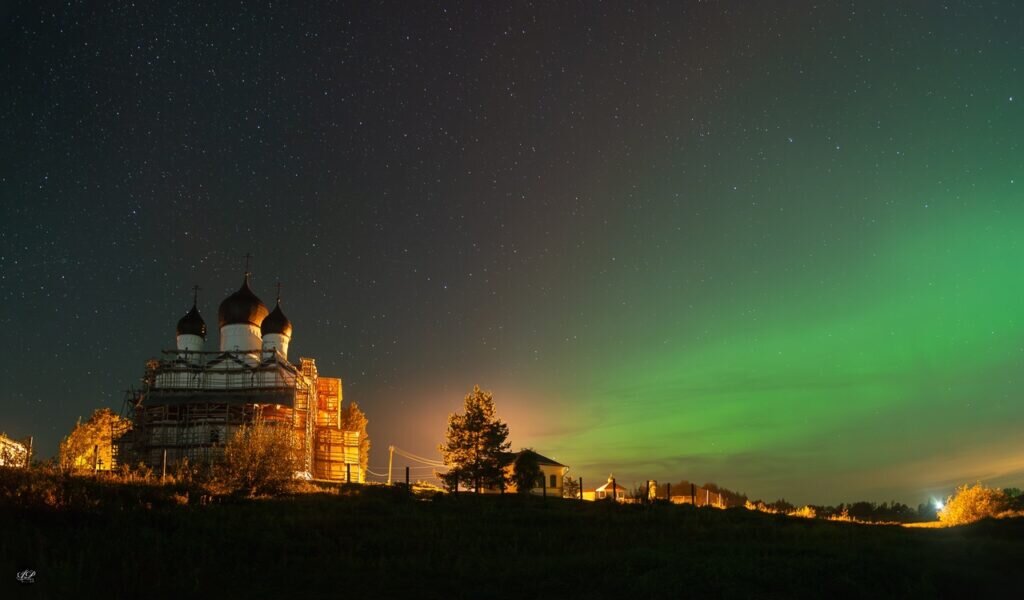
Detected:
left=934, top=500, right=944, bottom=511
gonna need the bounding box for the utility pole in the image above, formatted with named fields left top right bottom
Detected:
left=387, top=445, right=394, bottom=485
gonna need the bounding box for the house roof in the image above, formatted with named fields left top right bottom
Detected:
left=508, top=449, right=567, bottom=468
left=595, top=481, right=628, bottom=492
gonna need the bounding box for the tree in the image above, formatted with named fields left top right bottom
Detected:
left=938, top=483, right=1009, bottom=526
left=340, top=401, right=371, bottom=474
left=220, top=420, right=298, bottom=496
left=563, top=475, right=581, bottom=499
left=59, top=408, right=130, bottom=473
left=439, top=385, right=511, bottom=493
left=511, top=449, right=541, bottom=494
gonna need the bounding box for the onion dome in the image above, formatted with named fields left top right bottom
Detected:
left=261, top=299, right=293, bottom=337
left=218, top=275, right=269, bottom=328
left=176, top=302, right=207, bottom=338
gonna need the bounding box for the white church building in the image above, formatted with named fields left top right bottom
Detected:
left=119, top=270, right=361, bottom=482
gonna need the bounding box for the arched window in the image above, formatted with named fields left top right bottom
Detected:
left=536, top=474, right=545, bottom=488
left=550, top=474, right=557, bottom=488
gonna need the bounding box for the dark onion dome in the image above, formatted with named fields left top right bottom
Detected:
left=217, top=276, right=269, bottom=328
left=261, top=300, right=293, bottom=337
left=176, top=303, right=207, bottom=338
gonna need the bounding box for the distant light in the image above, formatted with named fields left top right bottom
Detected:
left=934, top=500, right=944, bottom=510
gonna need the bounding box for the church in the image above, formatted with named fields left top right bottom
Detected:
left=118, top=269, right=362, bottom=482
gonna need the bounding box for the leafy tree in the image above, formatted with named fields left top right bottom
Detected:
left=59, top=408, right=130, bottom=473
left=848, top=501, right=877, bottom=521
left=510, top=449, right=542, bottom=494
left=439, top=385, right=511, bottom=493
left=938, top=483, right=1009, bottom=526
left=220, top=420, right=298, bottom=496
left=768, top=498, right=794, bottom=513
left=340, top=401, right=371, bottom=473
left=563, top=474, right=581, bottom=499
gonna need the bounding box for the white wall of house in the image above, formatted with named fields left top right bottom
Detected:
left=505, top=463, right=568, bottom=495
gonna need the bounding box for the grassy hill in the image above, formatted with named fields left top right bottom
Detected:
left=2, top=470, right=1022, bottom=598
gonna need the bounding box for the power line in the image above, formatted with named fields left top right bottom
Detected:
left=391, top=446, right=446, bottom=467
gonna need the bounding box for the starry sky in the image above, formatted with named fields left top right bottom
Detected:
left=2, top=1, right=1022, bottom=505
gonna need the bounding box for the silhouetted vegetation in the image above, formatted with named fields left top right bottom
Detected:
left=3, top=467, right=1023, bottom=598
left=510, top=448, right=540, bottom=494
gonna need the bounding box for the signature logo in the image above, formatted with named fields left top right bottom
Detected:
left=16, top=570, right=35, bottom=584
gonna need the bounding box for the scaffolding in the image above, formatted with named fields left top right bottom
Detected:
left=123, top=350, right=360, bottom=481
left=126, top=350, right=314, bottom=471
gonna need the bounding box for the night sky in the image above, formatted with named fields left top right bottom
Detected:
left=2, top=1, right=1023, bottom=505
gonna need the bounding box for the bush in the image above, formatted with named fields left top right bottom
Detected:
left=789, top=505, right=817, bottom=519
left=938, top=483, right=1009, bottom=526
left=219, top=420, right=299, bottom=497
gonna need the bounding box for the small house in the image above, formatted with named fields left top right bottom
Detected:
left=583, top=475, right=628, bottom=502
left=502, top=449, right=570, bottom=496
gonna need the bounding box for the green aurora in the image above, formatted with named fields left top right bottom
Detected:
left=4, top=2, right=1023, bottom=506
left=528, top=211, right=1024, bottom=504
left=500, top=4, right=1024, bottom=503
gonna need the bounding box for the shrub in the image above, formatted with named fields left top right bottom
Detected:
left=219, top=420, right=299, bottom=497
left=789, top=505, right=817, bottom=519
left=938, top=483, right=1009, bottom=526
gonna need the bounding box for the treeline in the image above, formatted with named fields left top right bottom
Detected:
left=750, top=488, right=1024, bottom=524
left=745, top=499, right=934, bottom=523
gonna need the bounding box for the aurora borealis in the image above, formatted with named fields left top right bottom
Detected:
left=2, top=1, right=1023, bottom=504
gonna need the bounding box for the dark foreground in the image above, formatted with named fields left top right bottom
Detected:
left=2, top=475, right=1022, bottom=599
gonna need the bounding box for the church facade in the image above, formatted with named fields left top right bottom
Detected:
left=119, top=271, right=361, bottom=482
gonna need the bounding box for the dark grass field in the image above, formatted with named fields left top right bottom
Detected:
left=2, top=473, right=1022, bottom=599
